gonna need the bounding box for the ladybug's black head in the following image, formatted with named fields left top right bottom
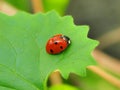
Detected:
left=61, top=35, right=71, bottom=45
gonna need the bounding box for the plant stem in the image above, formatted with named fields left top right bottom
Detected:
left=49, top=70, right=63, bottom=85
left=92, top=49, right=120, bottom=75
left=88, top=66, right=120, bottom=89
left=97, top=28, right=120, bottom=49
left=31, top=0, right=44, bottom=13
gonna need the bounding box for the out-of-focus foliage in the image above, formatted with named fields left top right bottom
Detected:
left=43, top=0, right=70, bottom=15
left=48, top=84, right=79, bottom=90
left=5, top=0, right=70, bottom=15
left=79, top=70, right=119, bottom=90
left=5, top=0, right=31, bottom=12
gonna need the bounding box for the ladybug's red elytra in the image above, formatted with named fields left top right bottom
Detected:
left=46, top=34, right=71, bottom=54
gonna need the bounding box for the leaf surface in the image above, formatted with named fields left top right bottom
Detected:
left=0, top=11, right=98, bottom=90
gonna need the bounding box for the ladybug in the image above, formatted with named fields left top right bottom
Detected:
left=46, top=34, right=71, bottom=54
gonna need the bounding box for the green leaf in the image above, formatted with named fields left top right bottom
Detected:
left=0, top=11, right=99, bottom=90
left=48, top=84, right=79, bottom=90
left=43, top=0, right=70, bottom=15
left=0, top=85, right=16, bottom=90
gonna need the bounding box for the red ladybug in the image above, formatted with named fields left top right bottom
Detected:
left=46, top=34, right=71, bottom=54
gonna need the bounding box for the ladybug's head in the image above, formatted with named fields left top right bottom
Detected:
left=60, top=35, right=71, bottom=45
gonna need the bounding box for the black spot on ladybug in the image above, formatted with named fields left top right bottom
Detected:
left=50, top=49, right=54, bottom=53
left=60, top=46, right=63, bottom=49
left=54, top=41, right=58, bottom=45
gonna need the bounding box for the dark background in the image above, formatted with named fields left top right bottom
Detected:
left=66, top=0, right=120, bottom=59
